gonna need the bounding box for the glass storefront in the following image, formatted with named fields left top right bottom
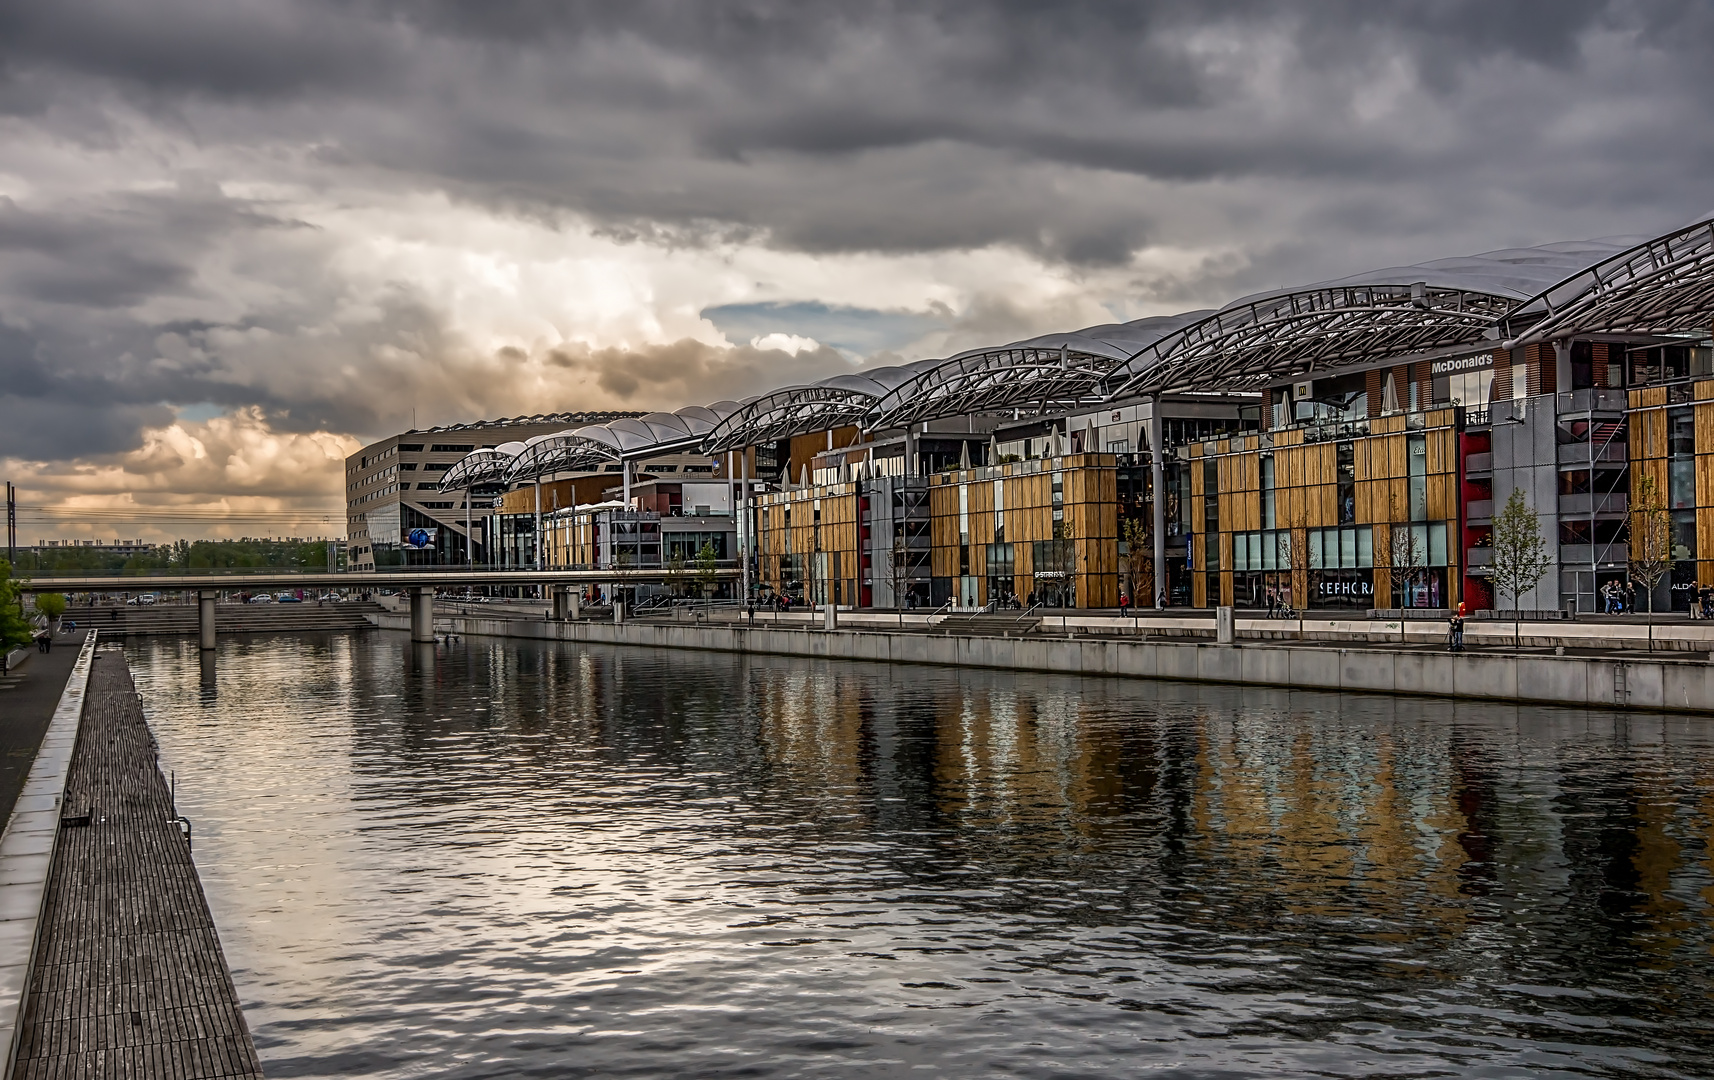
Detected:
left=1311, top=568, right=1376, bottom=609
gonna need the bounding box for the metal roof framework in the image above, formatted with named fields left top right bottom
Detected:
left=871, top=314, right=1210, bottom=429
left=438, top=444, right=523, bottom=490
left=1108, top=284, right=1517, bottom=397
left=700, top=360, right=941, bottom=453
left=1501, top=217, right=1714, bottom=346
left=500, top=402, right=743, bottom=484
left=1107, top=238, right=1643, bottom=398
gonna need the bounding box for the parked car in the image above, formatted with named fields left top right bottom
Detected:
left=276, top=593, right=303, bottom=603
left=247, top=594, right=274, bottom=603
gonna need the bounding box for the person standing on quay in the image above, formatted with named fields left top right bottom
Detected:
left=1448, top=603, right=1466, bottom=652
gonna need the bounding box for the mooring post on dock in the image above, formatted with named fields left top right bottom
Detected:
left=410, top=586, right=435, bottom=643
left=198, top=589, right=217, bottom=650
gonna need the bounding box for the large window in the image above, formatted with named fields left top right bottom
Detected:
left=1231, top=526, right=1374, bottom=571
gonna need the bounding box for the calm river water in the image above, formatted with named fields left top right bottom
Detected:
left=126, top=632, right=1714, bottom=1078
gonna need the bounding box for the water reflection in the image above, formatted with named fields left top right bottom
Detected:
left=129, top=632, right=1714, bottom=1078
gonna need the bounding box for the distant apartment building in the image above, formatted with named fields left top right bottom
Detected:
left=31, top=539, right=154, bottom=553
left=344, top=412, right=642, bottom=571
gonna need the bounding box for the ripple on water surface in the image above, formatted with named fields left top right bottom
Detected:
left=127, top=632, right=1714, bottom=1078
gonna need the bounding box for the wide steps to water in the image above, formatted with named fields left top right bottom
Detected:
left=936, top=611, right=1042, bottom=634
left=64, top=602, right=385, bottom=636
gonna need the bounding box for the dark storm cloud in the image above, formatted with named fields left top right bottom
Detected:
left=2, top=0, right=1714, bottom=470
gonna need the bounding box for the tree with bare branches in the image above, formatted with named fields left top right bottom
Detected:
left=1628, top=472, right=1672, bottom=652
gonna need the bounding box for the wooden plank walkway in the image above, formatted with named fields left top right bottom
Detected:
left=10, top=645, right=262, bottom=1079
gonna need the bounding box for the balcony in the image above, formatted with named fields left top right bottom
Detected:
left=1465, top=499, right=1493, bottom=521
left=1464, top=452, right=1492, bottom=474
left=1559, top=544, right=1593, bottom=566
left=1554, top=389, right=1629, bottom=415
left=1465, top=547, right=1492, bottom=567
left=1557, top=442, right=1627, bottom=465
left=1558, top=492, right=1628, bottom=516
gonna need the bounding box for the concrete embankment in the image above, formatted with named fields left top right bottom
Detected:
left=372, top=610, right=1714, bottom=713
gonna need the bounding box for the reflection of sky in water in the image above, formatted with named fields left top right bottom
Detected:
left=129, top=632, right=1714, bottom=1078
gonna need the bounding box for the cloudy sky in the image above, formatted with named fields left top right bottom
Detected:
left=2, top=0, right=1711, bottom=541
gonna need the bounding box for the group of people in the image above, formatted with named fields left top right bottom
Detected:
left=1263, top=588, right=1297, bottom=619
left=1600, top=579, right=1638, bottom=615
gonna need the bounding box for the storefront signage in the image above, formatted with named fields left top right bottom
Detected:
left=1431, top=353, right=1493, bottom=375
left=1318, top=578, right=1373, bottom=598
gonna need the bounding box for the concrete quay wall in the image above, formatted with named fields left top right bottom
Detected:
left=373, top=612, right=1714, bottom=713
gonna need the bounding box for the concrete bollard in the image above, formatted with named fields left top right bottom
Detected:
left=824, top=603, right=837, bottom=631
left=1216, top=605, right=1235, bottom=646
left=198, top=590, right=217, bottom=651
left=409, top=586, right=435, bottom=643
left=614, top=598, right=625, bottom=626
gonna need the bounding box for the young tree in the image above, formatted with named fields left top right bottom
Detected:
left=0, top=562, right=33, bottom=651
left=35, top=592, right=67, bottom=629
left=665, top=548, right=687, bottom=601
left=1121, top=517, right=1152, bottom=615
left=694, top=542, right=719, bottom=606
left=1628, top=472, right=1672, bottom=652
left=1385, top=486, right=1426, bottom=643
left=1389, top=524, right=1425, bottom=643
left=1488, top=488, right=1554, bottom=649
left=1276, top=498, right=1316, bottom=640
left=884, top=535, right=912, bottom=625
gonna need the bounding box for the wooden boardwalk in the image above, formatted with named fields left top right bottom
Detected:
left=10, top=645, right=261, bottom=1078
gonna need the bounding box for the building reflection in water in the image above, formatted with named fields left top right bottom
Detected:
left=124, top=633, right=1714, bottom=1077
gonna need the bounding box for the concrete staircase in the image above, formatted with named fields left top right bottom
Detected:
left=60, top=602, right=385, bottom=636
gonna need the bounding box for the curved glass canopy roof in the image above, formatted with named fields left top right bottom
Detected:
left=1501, top=216, right=1714, bottom=346
left=1110, top=238, right=1640, bottom=398
left=700, top=358, right=943, bottom=453
left=499, top=402, right=744, bottom=484
left=438, top=443, right=524, bottom=490
left=870, top=313, right=1213, bottom=429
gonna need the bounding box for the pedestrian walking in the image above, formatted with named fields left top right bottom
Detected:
left=1119, top=592, right=1130, bottom=618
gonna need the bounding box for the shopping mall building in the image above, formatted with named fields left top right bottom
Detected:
left=425, top=216, right=1714, bottom=615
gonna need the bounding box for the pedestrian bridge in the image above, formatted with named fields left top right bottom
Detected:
left=21, top=567, right=740, bottom=647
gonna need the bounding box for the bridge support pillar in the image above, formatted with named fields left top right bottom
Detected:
left=567, top=588, right=580, bottom=619
left=198, top=590, right=216, bottom=651
left=410, top=587, right=435, bottom=643
left=552, top=586, right=571, bottom=621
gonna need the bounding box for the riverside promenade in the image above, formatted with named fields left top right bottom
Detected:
left=0, top=635, right=261, bottom=1078
left=377, top=604, right=1714, bottom=713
